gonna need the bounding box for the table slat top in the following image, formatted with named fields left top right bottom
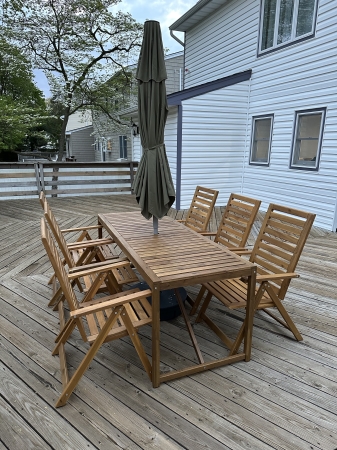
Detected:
left=99, top=212, right=255, bottom=288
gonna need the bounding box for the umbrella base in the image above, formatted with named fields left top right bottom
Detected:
left=132, top=282, right=186, bottom=321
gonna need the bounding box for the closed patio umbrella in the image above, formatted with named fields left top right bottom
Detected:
left=132, top=20, right=175, bottom=234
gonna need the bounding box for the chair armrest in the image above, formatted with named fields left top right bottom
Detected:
left=66, top=238, right=113, bottom=250
left=68, top=258, right=128, bottom=273
left=256, top=272, right=299, bottom=282
left=70, top=289, right=152, bottom=318
left=176, top=219, right=185, bottom=223
left=232, top=249, right=252, bottom=255
left=200, top=232, right=216, bottom=236
left=67, top=260, right=132, bottom=279
left=61, top=225, right=103, bottom=233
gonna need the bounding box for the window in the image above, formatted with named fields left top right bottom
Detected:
left=259, top=0, right=317, bottom=53
left=290, top=108, right=325, bottom=170
left=119, top=135, right=127, bottom=159
left=250, top=115, right=273, bottom=165
left=107, top=139, right=112, bottom=151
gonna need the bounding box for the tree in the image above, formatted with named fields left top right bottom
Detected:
left=1, top=0, right=143, bottom=160
left=89, top=69, right=136, bottom=140
left=0, top=38, right=46, bottom=152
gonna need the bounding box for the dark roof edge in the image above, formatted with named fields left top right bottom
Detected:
left=167, top=70, right=252, bottom=105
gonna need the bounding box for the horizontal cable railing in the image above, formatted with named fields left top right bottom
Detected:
left=0, top=161, right=138, bottom=199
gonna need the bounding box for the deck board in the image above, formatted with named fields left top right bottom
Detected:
left=1, top=194, right=337, bottom=450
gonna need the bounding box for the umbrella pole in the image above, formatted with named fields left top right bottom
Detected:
left=153, top=216, right=158, bottom=235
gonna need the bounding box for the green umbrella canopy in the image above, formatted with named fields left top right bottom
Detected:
left=132, top=20, right=175, bottom=223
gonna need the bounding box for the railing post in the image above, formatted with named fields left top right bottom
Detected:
left=39, top=163, right=45, bottom=193
left=34, top=163, right=41, bottom=194
left=129, top=161, right=134, bottom=188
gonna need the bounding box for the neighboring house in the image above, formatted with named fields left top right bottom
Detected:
left=96, top=51, right=184, bottom=163
left=167, top=0, right=337, bottom=230
left=65, top=111, right=94, bottom=162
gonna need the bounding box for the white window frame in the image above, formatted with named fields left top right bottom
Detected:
left=290, top=108, right=326, bottom=171
left=249, top=115, right=274, bottom=166
left=258, top=0, right=318, bottom=55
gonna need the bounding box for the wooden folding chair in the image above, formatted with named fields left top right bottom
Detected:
left=195, top=204, right=315, bottom=350
left=39, top=191, right=121, bottom=261
left=190, top=193, right=261, bottom=315
left=43, top=200, right=138, bottom=308
left=41, top=218, right=152, bottom=407
left=177, top=186, right=219, bottom=233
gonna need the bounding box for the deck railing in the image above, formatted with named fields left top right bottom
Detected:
left=0, top=161, right=138, bottom=199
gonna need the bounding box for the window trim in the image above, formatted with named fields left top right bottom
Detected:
left=249, top=114, right=274, bottom=167
left=257, top=0, right=318, bottom=56
left=289, top=107, right=326, bottom=171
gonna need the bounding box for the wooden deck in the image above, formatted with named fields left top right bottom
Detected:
left=1, top=195, right=337, bottom=450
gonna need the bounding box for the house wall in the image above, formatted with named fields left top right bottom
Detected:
left=68, top=127, right=95, bottom=162
left=132, top=135, right=142, bottom=161
left=177, top=81, right=250, bottom=208
left=66, top=111, right=92, bottom=132
left=93, top=132, right=133, bottom=162
left=164, top=108, right=179, bottom=189
left=165, top=53, right=184, bottom=94
left=182, top=0, right=337, bottom=229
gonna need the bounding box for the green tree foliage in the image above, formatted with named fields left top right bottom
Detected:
left=1, top=0, right=143, bottom=160
left=0, top=38, right=46, bottom=153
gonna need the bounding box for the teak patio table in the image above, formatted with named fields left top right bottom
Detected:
left=98, top=211, right=257, bottom=387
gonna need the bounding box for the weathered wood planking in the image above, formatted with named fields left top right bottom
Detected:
left=0, top=194, right=337, bottom=450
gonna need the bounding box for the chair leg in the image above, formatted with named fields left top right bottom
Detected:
left=265, top=284, right=303, bottom=341
left=122, top=304, right=152, bottom=380
left=189, top=285, right=206, bottom=316
left=229, top=283, right=265, bottom=356
left=55, top=306, right=123, bottom=407
left=49, top=284, right=63, bottom=307
left=195, top=291, right=213, bottom=323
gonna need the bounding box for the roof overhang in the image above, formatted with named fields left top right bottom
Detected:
left=170, top=0, right=227, bottom=32
left=65, top=124, right=93, bottom=135
left=167, top=70, right=251, bottom=106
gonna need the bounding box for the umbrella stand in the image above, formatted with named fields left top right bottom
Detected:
left=153, top=216, right=158, bottom=235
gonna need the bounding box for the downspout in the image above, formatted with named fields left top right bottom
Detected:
left=169, top=29, right=184, bottom=210
left=176, top=104, right=183, bottom=210
left=241, top=76, right=252, bottom=195
left=170, top=30, right=185, bottom=47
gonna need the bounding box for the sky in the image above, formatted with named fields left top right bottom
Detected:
left=34, top=0, right=196, bottom=97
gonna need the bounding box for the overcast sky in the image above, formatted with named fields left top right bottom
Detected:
left=34, top=0, right=195, bottom=97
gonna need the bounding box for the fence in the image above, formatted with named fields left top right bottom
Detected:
left=0, top=161, right=138, bottom=199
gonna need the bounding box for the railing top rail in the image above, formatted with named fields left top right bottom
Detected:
left=0, top=161, right=139, bottom=170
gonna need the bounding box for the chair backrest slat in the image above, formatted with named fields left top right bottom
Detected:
left=184, top=186, right=219, bottom=232
left=41, top=218, right=79, bottom=311
left=43, top=201, right=75, bottom=268
left=215, top=194, right=261, bottom=249
left=250, top=204, right=315, bottom=299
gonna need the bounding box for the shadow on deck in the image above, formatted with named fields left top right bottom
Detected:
left=1, top=195, right=337, bottom=450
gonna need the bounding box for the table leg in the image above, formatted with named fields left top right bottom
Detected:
left=244, top=267, right=256, bottom=361
left=152, top=285, right=160, bottom=387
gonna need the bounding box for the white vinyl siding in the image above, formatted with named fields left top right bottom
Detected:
left=68, top=127, right=95, bottom=162
left=164, top=108, right=179, bottom=189
left=179, top=81, right=250, bottom=209
left=132, top=135, right=142, bottom=161
left=184, top=0, right=258, bottom=88
left=180, top=0, right=337, bottom=230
